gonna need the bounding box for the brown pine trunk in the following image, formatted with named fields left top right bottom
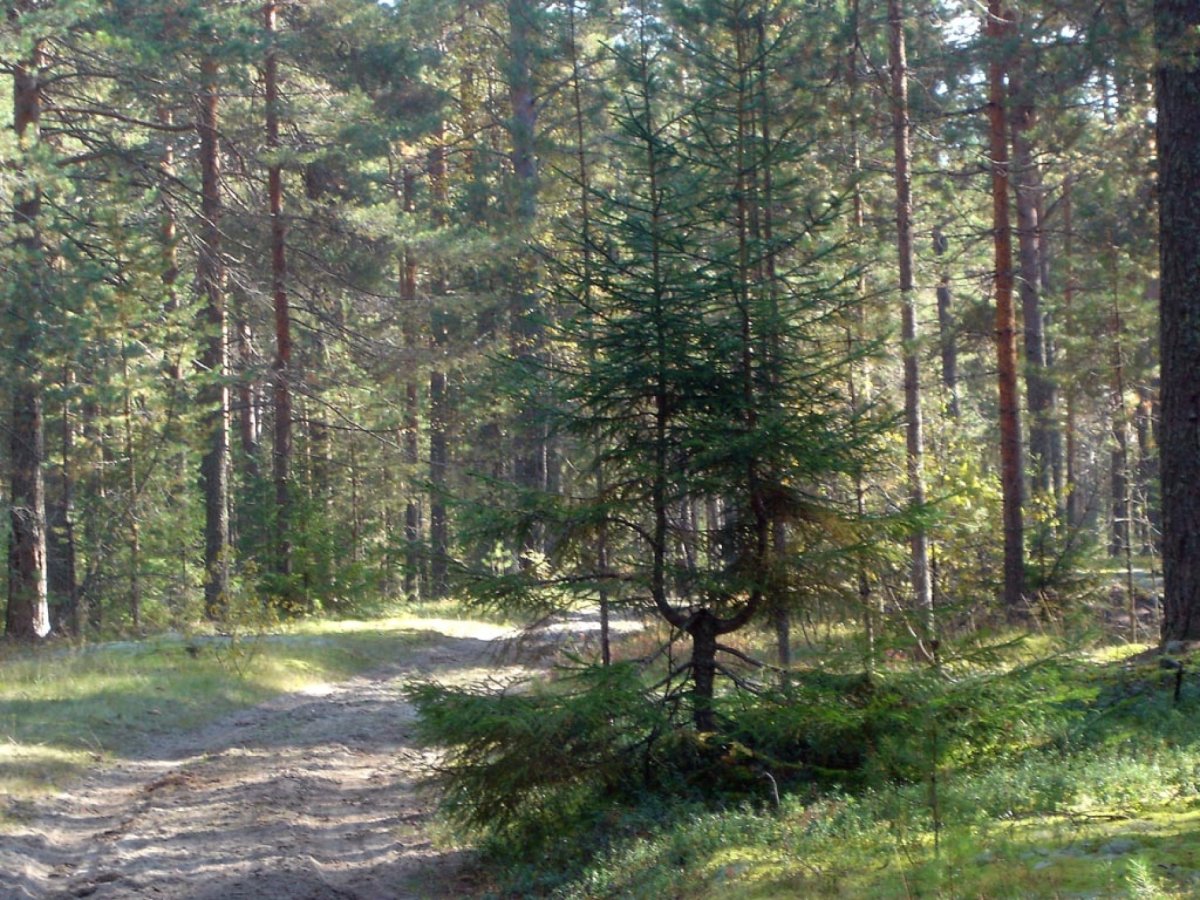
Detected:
left=401, top=169, right=421, bottom=601
left=987, top=0, right=1025, bottom=617
left=933, top=230, right=959, bottom=419
left=689, top=609, right=720, bottom=733
left=428, top=134, right=450, bottom=599
left=889, top=0, right=934, bottom=632
left=848, top=0, right=880, bottom=671
left=1135, top=383, right=1160, bottom=553
left=81, top=396, right=105, bottom=633
left=48, top=369, right=79, bottom=635
left=1009, top=86, right=1055, bottom=502
left=198, top=50, right=230, bottom=620
left=234, top=298, right=260, bottom=479
left=568, top=1, right=608, bottom=662
left=1062, top=174, right=1081, bottom=529
left=507, top=0, right=548, bottom=515
left=1110, top=301, right=1131, bottom=558
left=266, top=0, right=293, bottom=590
left=122, top=338, right=141, bottom=631
left=6, top=33, right=50, bottom=640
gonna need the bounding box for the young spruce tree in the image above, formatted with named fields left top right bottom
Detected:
left=490, top=0, right=878, bottom=732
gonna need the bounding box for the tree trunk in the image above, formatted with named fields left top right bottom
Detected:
left=198, top=50, right=230, bottom=620
left=266, top=0, right=293, bottom=593
left=1156, top=0, right=1200, bottom=641
left=986, top=0, right=1025, bottom=617
left=847, top=0, right=880, bottom=672
left=889, top=0, right=934, bottom=634
left=6, top=33, right=50, bottom=640
left=1135, top=383, right=1160, bottom=553
left=48, top=370, right=79, bottom=635
left=122, top=338, right=141, bottom=631
left=234, top=295, right=260, bottom=480
left=401, top=169, right=421, bottom=601
left=1009, top=82, right=1055, bottom=502
left=428, top=134, right=450, bottom=599
left=688, top=609, right=720, bottom=733
left=1109, top=302, right=1130, bottom=558
left=933, top=230, right=959, bottom=418
left=1062, top=173, right=1082, bottom=529
left=568, top=0, right=608, bottom=662
left=507, top=0, right=548, bottom=522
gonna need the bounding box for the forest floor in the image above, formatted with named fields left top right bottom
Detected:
left=0, top=617, right=572, bottom=900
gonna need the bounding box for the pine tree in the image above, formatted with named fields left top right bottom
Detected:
left=1157, top=0, right=1200, bottom=641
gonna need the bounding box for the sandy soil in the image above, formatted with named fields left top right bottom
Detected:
left=0, top=619, right=541, bottom=900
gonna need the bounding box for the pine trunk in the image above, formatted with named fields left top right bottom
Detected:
left=1110, top=305, right=1130, bottom=558
left=987, top=1, right=1025, bottom=617
left=507, top=0, right=548, bottom=517
left=7, top=36, right=50, bottom=640
left=48, top=371, right=79, bottom=635
left=1062, top=174, right=1081, bottom=529
left=689, top=609, right=720, bottom=733
left=266, top=0, right=293, bottom=590
left=198, top=51, right=230, bottom=620
left=401, top=169, right=421, bottom=601
left=1157, top=0, right=1200, bottom=641
left=889, top=0, right=934, bottom=632
left=1010, top=88, right=1055, bottom=501
left=428, top=135, right=450, bottom=599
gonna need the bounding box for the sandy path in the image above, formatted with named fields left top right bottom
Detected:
left=0, top=620, right=533, bottom=900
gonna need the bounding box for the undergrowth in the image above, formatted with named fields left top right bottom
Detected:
left=412, top=636, right=1200, bottom=898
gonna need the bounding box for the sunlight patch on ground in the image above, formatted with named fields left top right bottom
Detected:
left=0, top=743, right=93, bottom=804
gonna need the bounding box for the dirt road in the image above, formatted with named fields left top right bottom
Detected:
left=1, top=620, right=528, bottom=899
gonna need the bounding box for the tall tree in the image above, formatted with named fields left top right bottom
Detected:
left=986, top=0, right=1025, bottom=616
left=888, top=0, right=933, bottom=635
left=1157, top=0, right=1200, bottom=641
left=265, top=0, right=294, bottom=594
left=5, top=4, right=50, bottom=640
left=428, top=128, right=450, bottom=599
left=197, top=40, right=230, bottom=619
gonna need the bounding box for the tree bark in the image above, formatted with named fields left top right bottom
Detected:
left=401, top=169, right=421, bottom=601
left=1109, top=300, right=1131, bottom=558
left=1062, top=173, right=1081, bottom=530
left=1156, top=0, right=1200, bottom=641
left=47, top=370, right=79, bottom=635
left=567, top=0, right=609, bottom=663
left=198, top=50, right=230, bottom=620
left=889, top=0, right=934, bottom=633
left=266, top=0, right=293, bottom=592
left=6, top=31, right=50, bottom=640
left=933, top=230, right=959, bottom=418
left=986, top=1, right=1025, bottom=617
left=1009, top=77, right=1055, bottom=502
left=428, top=133, right=450, bottom=599
left=507, top=0, right=549, bottom=520
left=689, top=609, right=720, bottom=733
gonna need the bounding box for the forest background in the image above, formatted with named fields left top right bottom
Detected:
left=0, top=0, right=1166, bottom=648
left=7, top=0, right=1200, bottom=895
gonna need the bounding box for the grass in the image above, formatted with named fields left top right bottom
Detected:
left=0, top=609, right=501, bottom=822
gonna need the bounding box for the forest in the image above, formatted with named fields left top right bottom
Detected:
left=4, top=0, right=1200, bottom=896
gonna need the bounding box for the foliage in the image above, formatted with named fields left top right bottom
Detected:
left=408, top=627, right=1098, bottom=892
left=437, top=641, right=1200, bottom=898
